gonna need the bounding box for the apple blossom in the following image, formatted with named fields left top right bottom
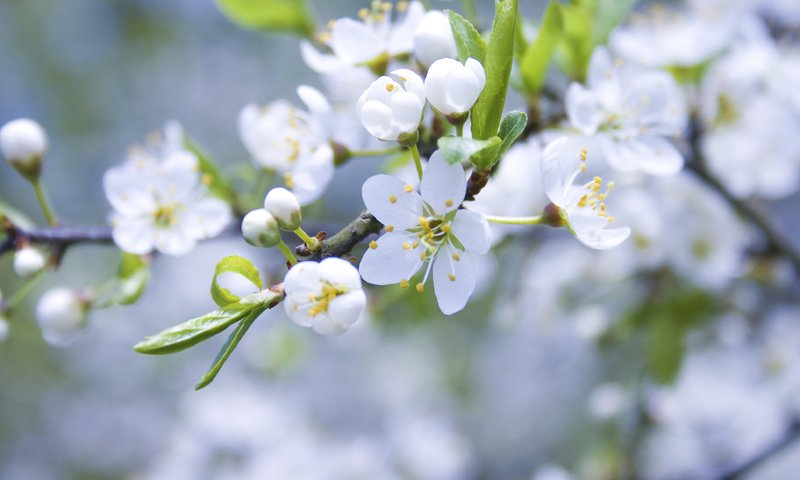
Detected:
left=241, top=209, right=281, bottom=248
left=239, top=86, right=335, bottom=205
left=424, top=58, right=486, bottom=118
left=13, top=246, right=45, bottom=278
left=413, top=10, right=458, bottom=68
left=541, top=137, right=630, bottom=250
left=0, top=118, right=47, bottom=179
left=103, top=123, right=232, bottom=256
left=357, top=68, right=425, bottom=144
left=359, top=151, right=491, bottom=315
left=36, top=287, right=88, bottom=345
left=264, top=188, right=302, bottom=231
left=283, top=257, right=366, bottom=336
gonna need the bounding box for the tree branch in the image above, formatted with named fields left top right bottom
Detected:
left=705, top=418, right=800, bottom=480
left=0, top=224, right=113, bottom=255
left=300, top=211, right=383, bottom=260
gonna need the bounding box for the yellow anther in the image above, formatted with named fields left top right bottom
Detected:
left=452, top=252, right=460, bottom=261
left=283, top=173, right=295, bottom=189
left=402, top=241, right=411, bottom=250
left=404, top=184, right=413, bottom=193
left=441, top=224, right=451, bottom=234
left=381, top=2, right=392, bottom=12
left=420, top=252, right=427, bottom=260
left=579, top=147, right=588, bottom=161
left=369, top=240, right=378, bottom=249
left=580, top=164, right=587, bottom=172
left=412, top=241, right=419, bottom=249
left=385, top=225, right=394, bottom=232
left=445, top=199, right=454, bottom=207
left=386, top=83, right=395, bottom=92
left=308, top=293, right=316, bottom=301
left=358, top=8, right=369, bottom=18
left=578, top=195, right=589, bottom=208
left=389, top=194, right=397, bottom=204
left=397, top=1, right=408, bottom=12
left=400, top=279, right=409, bottom=288
left=201, top=173, right=212, bottom=185
left=418, top=216, right=431, bottom=231
left=192, top=163, right=200, bottom=173
left=415, top=282, right=424, bottom=293
left=327, top=19, right=336, bottom=29
left=291, top=304, right=299, bottom=312
left=448, top=274, right=456, bottom=282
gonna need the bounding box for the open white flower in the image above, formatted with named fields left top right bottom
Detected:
left=239, top=86, right=335, bottom=205
left=565, top=47, right=687, bottom=176
left=357, top=69, right=425, bottom=143
left=283, top=257, right=366, bottom=336
left=424, top=58, right=486, bottom=117
left=300, top=1, right=425, bottom=75
left=413, top=9, right=458, bottom=68
left=103, top=123, right=231, bottom=256
left=541, top=137, right=630, bottom=250
left=359, top=151, right=491, bottom=315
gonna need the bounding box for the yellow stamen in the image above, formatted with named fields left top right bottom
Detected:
left=400, top=279, right=409, bottom=288
left=385, top=225, right=394, bottom=232
left=389, top=195, right=397, bottom=204
left=415, top=282, right=424, bottom=293
left=369, top=240, right=378, bottom=249
left=404, top=184, right=413, bottom=193
left=445, top=199, right=454, bottom=207
left=448, top=274, right=456, bottom=282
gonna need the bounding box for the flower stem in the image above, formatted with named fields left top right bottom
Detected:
left=7, top=271, right=43, bottom=311
left=350, top=147, right=402, bottom=158
left=277, top=240, right=298, bottom=266
left=410, top=144, right=423, bottom=180
left=293, top=227, right=320, bottom=251
left=456, top=123, right=464, bottom=137
left=31, top=179, right=57, bottom=226
left=483, top=214, right=543, bottom=225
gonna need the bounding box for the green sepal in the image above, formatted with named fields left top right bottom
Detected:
left=211, top=255, right=264, bottom=307
left=437, top=136, right=501, bottom=168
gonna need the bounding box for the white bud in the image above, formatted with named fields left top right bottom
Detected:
left=241, top=208, right=281, bottom=247
left=424, top=58, right=486, bottom=117
left=0, top=316, right=9, bottom=343
left=13, top=247, right=45, bottom=278
left=264, top=187, right=302, bottom=231
left=357, top=69, right=425, bottom=143
left=413, top=10, right=458, bottom=68
left=35, top=288, right=88, bottom=345
left=0, top=118, right=47, bottom=179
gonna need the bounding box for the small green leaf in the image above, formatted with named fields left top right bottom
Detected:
left=494, top=111, right=527, bottom=162
left=211, top=256, right=264, bottom=308
left=446, top=10, right=486, bottom=64
left=437, top=136, right=501, bottom=166
left=183, top=135, right=237, bottom=205
left=520, top=1, right=564, bottom=94
left=592, top=0, right=637, bottom=44
left=114, top=253, right=149, bottom=306
left=470, top=0, right=518, bottom=141
left=195, top=306, right=266, bottom=390
left=134, top=303, right=255, bottom=355
left=215, top=0, right=316, bottom=38
left=557, top=3, right=594, bottom=81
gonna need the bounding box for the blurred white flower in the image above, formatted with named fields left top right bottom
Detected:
left=424, top=58, right=486, bottom=117
left=359, top=151, right=491, bottom=315
left=565, top=47, right=687, bottom=176
left=103, top=123, right=231, bottom=256
left=0, top=118, right=47, bottom=178
left=239, top=86, right=335, bottom=205
left=13, top=246, right=45, bottom=278
left=264, top=187, right=302, bottom=231
left=541, top=137, right=630, bottom=250
left=283, top=257, right=366, bottom=336
left=241, top=208, right=280, bottom=248
left=36, top=287, right=88, bottom=345
left=413, top=10, right=458, bottom=68
left=531, top=464, right=574, bottom=480
left=587, top=383, right=628, bottom=420
left=357, top=68, right=426, bottom=143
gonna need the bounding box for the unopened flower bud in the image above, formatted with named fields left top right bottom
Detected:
left=424, top=58, right=486, bottom=117
left=35, top=287, right=88, bottom=345
left=241, top=208, right=281, bottom=247
left=264, top=187, right=302, bottom=231
left=357, top=69, right=425, bottom=142
left=413, top=10, right=458, bottom=68
left=0, top=118, right=47, bottom=180
left=13, top=247, right=45, bottom=278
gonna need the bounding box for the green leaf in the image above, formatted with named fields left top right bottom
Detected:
left=437, top=136, right=501, bottom=166
left=215, top=0, right=316, bottom=37
left=195, top=306, right=266, bottom=390
left=183, top=135, right=237, bottom=205
left=494, top=111, right=527, bottom=162
left=134, top=303, right=255, bottom=355
left=211, top=256, right=264, bottom=308
left=470, top=0, right=518, bottom=141
left=557, top=3, right=594, bottom=81
left=446, top=10, right=486, bottom=64
left=520, top=1, right=564, bottom=94
left=114, top=253, right=149, bottom=306
left=592, top=0, right=637, bottom=44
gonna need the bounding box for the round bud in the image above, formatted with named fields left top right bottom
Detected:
left=241, top=208, right=281, bottom=248
left=413, top=10, right=458, bottom=68
left=13, top=247, right=45, bottom=278
left=35, top=288, right=88, bottom=345
left=264, top=188, right=302, bottom=231
left=0, top=118, right=47, bottom=180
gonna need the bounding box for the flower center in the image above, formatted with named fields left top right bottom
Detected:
left=576, top=176, right=617, bottom=222
left=153, top=204, right=180, bottom=228
left=306, top=282, right=346, bottom=318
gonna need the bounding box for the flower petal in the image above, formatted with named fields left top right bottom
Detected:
left=321, top=290, right=366, bottom=335
left=103, top=164, right=157, bottom=216
left=432, top=244, right=476, bottom=315
left=330, top=18, right=384, bottom=65
left=541, top=136, right=582, bottom=206
left=565, top=83, right=602, bottom=135
left=154, top=228, right=196, bottom=256
left=420, top=150, right=466, bottom=214
left=112, top=215, right=155, bottom=255
left=636, top=136, right=684, bottom=176
left=390, top=91, right=424, bottom=133
left=451, top=210, right=491, bottom=254
left=289, top=144, right=334, bottom=205
left=362, top=174, right=423, bottom=229
left=318, top=257, right=362, bottom=291
left=181, top=198, right=231, bottom=240
left=359, top=232, right=424, bottom=285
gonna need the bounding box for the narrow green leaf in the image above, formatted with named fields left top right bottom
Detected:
left=194, top=306, right=266, bottom=390
left=557, top=3, right=594, bottom=81
left=470, top=0, right=518, bottom=141
left=520, top=1, right=564, bottom=94
left=134, top=303, right=254, bottom=355
left=438, top=136, right=501, bottom=166
left=494, top=111, right=527, bottom=162
left=215, top=0, right=316, bottom=38
left=446, top=10, right=486, bottom=64
left=211, top=256, right=264, bottom=307
left=592, top=0, right=637, bottom=44
left=114, top=253, right=149, bottom=306
left=183, top=135, right=237, bottom=205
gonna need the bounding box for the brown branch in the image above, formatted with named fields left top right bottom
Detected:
left=0, top=224, right=114, bottom=256
left=298, top=211, right=383, bottom=260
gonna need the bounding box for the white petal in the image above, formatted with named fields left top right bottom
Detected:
left=284, top=297, right=315, bottom=327
left=362, top=174, right=423, bottom=229
left=284, top=261, right=322, bottom=296
left=289, top=144, right=334, bottom=205
left=566, top=83, right=602, bottom=135
left=420, top=151, right=466, bottom=214
left=444, top=65, right=482, bottom=113
left=388, top=0, right=426, bottom=55
left=154, top=228, right=196, bottom=256
left=636, top=136, right=684, bottom=176
left=330, top=18, right=384, bottom=65
left=300, top=41, right=343, bottom=74
left=424, top=58, right=459, bottom=113
left=465, top=58, right=486, bottom=90
left=157, top=151, right=199, bottom=201
left=181, top=198, right=231, bottom=240
left=540, top=136, right=578, bottom=206
left=112, top=215, right=155, bottom=255
left=432, top=244, right=476, bottom=315
left=359, top=232, right=424, bottom=285
left=575, top=225, right=631, bottom=250
left=451, top=210, right=491, bottom=254
left=321, top=290, right=366, bottom=335
left=297, top=85, right=330, bottom=117
left=318, top=257, right=362, bottom=291
left=391, top=68, right=425, bottom=101
left=359, top=99, right=395, bottom=140
left=390, top=91, right=423, bottom=133
left=103, top=165, right=156, bottom=216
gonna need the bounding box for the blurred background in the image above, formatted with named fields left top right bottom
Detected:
left=1, top=0, right=800, bottom=479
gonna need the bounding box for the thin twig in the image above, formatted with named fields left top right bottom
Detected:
left=0, top=225, right=114, bottom=256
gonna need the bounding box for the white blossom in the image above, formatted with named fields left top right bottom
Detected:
left=283, top=257, right=366, bottom=336
left=0, top=118, right=47, bottom=176
left=565, top=47, right=687, bottom=176
left=36, top=287, right=88, bottom=345
left=424, top=58, right=486, bottom=117
left=239, top=86, right=335, bottom=205
left=542, top=137, right=630, bottom=250
left=241, top=209, right=280, bottom=248
left=13, top=247, right=45, bottom=278
left=264, top=187, right=301, bottom=231
left=413, top=10, right=458, bottom=68
left=103, top=122, right=231, bottom=256
left=357, top=68, right=426, bottom=143
left=359, top=151, right=491, bottom=315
